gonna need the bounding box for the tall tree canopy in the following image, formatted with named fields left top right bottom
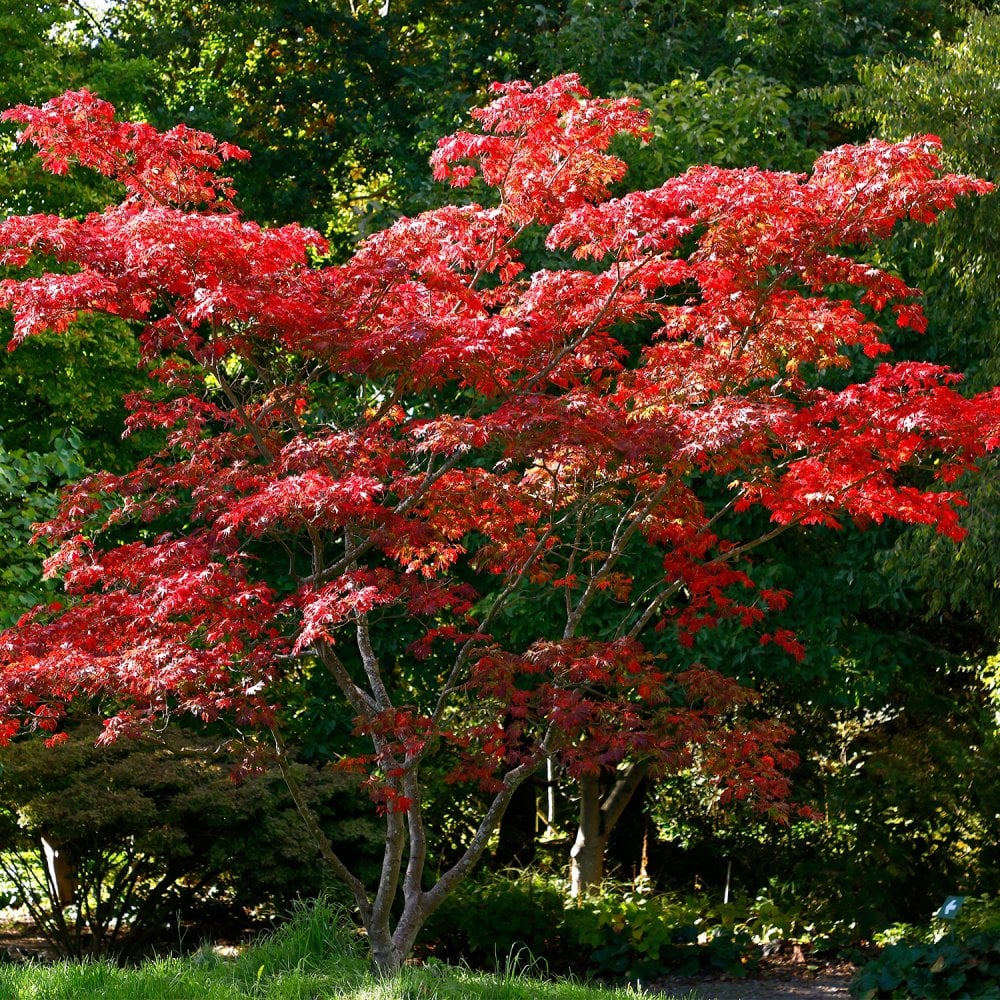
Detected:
left=853, top=10, right=1000, bottom=640
left=101, top=0, right=539, bottom=245
left=0, top=79, right=996, bottom=970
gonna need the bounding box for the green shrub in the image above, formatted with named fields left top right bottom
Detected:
left=421, top=873, right=768, bottom=980
left=566, top=885, right=756, bottom=980
left=954, top=896, right=1000, bottom=939
left=420, top=872, right=568, bottom=968
left=851, top=934, right=1000, bottom=999
left=0, top=720, right=381, bottom=959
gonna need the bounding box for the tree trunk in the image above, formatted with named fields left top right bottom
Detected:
left=569, top=773, right=607, bottom=896
left=276, top=716, right=545, bottom=972
left=569, top=822, right=608, bottom=895
left=364, top=756, right=546, bottom=973
left=568, top=763, right=648, bottom=897
left=367, top=921, right=403, bottom=977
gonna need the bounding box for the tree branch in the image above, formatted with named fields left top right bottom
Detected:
left=269, top=725, right=372, bottom=921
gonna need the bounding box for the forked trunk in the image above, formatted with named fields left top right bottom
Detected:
left=291, top=747, right=543, bottom=973
left=365, top=912, right=426, bottom=977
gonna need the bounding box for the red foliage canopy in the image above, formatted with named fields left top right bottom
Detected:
left=0, top=77, right=997, bottom=823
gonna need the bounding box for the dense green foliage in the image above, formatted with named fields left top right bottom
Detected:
left=852, top=934, right=1000, bottom=999
left=537, top=0, right=967, bottom=175
left=423, top=872, right=768, bottom=980
left=0, top=722, right=381, bottom=958
left=853, top=9, right=1000, bottom=639
left=0, top=3, right=152, bottom=620
left=0, top=431, right=83, bottom=628
left=101, top=0, right=539, bottom=245
left=852, top=896, right=1000, bottom=997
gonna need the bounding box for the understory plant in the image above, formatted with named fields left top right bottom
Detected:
left=422, top=871, right=858, bottom=980
left=0, top=896, right=660, bottom=1000
left=852, top=896, right=1000, bottom=999
left=0, top=719, right=380, bottom=959
left=852, top=934, right=1000, bottom=999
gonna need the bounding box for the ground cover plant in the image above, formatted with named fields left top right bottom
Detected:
left=850, top=896, right=1000, bottom=999
left=851, top=933, right=1000, bottom=999
left=421, top=871, right=768, bottom=980
left=0, top=76, right=996, bottom=974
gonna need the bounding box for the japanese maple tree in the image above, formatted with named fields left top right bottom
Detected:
left=0, top=77, right=997, bottom=972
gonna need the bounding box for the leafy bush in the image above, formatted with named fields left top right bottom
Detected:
left=851, top=934, right=1000, bottom=999
left=566, top=884, right=756, bottom=980
left=954, top=896, right=1000, bottom=939
left=0, top=720, right=381, bottom=959
left=0, top=431, right=85, bottom=629
left=420, top=873, right=568, bottom=968
left=421, top=873, right=778, bottom=980
left=644, top=680, right=1000, bottom=945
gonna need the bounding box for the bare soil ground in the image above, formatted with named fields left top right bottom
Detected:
left=0, top=919, right=56, bottom=963
left=648, top=956, right=856, bottom=999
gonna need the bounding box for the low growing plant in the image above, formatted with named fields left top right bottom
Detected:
left=566, top=884, right=756, bottom=980
left=420, top=872, right=568, bottom=968
left=422, top=873, right=779, bottom=980
left=953, top=896, right=1000, bottom=939
left=851, top=933, right=1000, bottom=999
left=0, top=896, right=684, bottom=999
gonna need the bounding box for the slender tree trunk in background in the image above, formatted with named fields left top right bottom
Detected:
left=569, top=763, right=648, bottom=897
left=547, top=756, right=557, bottom=829
left=570, top=773, right=606, bottom=896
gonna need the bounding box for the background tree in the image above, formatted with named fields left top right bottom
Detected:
left=535, top=0, right=968, bottom=177
left=0, top=1, right=154, bottom=627
left=0, top=432, right=84, bottom=628
left=526, top=2, right=1000, bottom=905
left=852, top=9, right=1000, bottom=637
left=101, top=0, right=540, bottom=247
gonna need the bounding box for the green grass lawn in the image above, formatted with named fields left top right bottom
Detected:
left=0, top=900, right=690, bottom=1000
